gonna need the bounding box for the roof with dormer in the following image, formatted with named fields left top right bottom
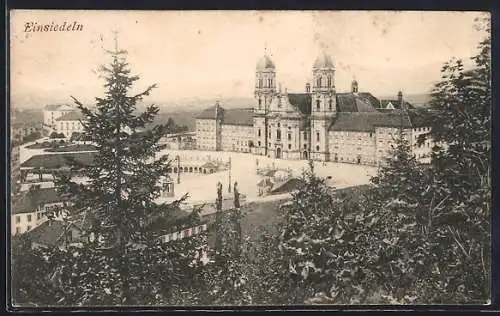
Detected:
left=222, top=108, right=254, bottom=126
left=285, top=92, right=380, bottom=114
left=25, top=220, right=84, bottom=248
left=196, top=105, right=222, bottom=120
left=196, top=105, right=253, bottom=126
left=328, top=110, right=430, bottom=132
left=380, top=99, right=414, bottom=110
left=288, top=93, right=312, bottom=115
left=12, top=187, right=64, bottom=214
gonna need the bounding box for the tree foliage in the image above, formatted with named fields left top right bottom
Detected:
left=12, top=41, right=204, bottom=306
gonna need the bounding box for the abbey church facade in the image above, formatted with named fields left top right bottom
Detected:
left=196, top=52, right=433, bottom=166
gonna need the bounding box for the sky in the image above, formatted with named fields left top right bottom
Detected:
left=10, top=10, right=489, bottom=109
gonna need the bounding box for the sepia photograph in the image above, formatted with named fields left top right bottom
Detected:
left=9, top=10, right=491, bottom=307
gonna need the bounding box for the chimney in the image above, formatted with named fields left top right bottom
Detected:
left=351, top=79, right=358, bottom=94
left=215, top=99, right=220, bottom=117
left=398, top=90, right=405, bottom=110
left=306, top=82, right=311, bottom=94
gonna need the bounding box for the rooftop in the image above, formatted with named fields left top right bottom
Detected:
left=12, top=187, right=64, bottom=214
left=26, top=220, right=82, bottom=247
left=328, top=110, right=431, bottom=132
left=196, top=105, right=254, bottom=126
left=44, top=104, right=68, bottom=111
left=55, top=111, right=85, bottom=121
left=380, top=99, right=414, bottom=110
left=20, top=152, right=97, bottom=169
left=222, top=108, right=254, bottom=126
left=286, top=92, right=380, bottom=114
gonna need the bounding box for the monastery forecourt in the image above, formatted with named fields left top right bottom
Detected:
left=195, top=52, right=434, bottom=166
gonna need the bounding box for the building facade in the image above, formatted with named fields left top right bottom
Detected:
left=12, top=122, right=43, bottom=143
left=196, top=106, right=254, bottom=153
left=11, top=187, right=66, bottom=235
left=196, top=53, right=434, bottom=166
left=11, top=141, right=21, bottom=196
left=54, top=111, right=85, bottom=137
left=43, top=104, right=74, bottom=129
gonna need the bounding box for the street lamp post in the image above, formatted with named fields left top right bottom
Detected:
left=228, top=157, right=232, bottom=193
left=176, top=155, right=180, bottom=184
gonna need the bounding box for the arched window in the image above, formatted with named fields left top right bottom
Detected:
left=329, top=99, right=332, bottom=110
left=327, top=75, right=332, bottom=87
left=258, top=98, right=262, bottom=109
left=277, top=129, right=281, bottom=140
left=317, top=76, right=322, bottom=87
left=258, top=129, right=261, bottom=137
left=316, top=100, right=321, bottom=110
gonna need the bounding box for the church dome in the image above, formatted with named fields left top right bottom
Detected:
left=256, top=55, right=276, bottom=70
left=313, top=51, right=334, bottom=69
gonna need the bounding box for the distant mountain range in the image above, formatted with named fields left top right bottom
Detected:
left=11, top=93, right=432, bottom=132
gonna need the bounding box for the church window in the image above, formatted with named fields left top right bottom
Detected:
left=277, top=129, right=281, bottom=140
left=329, top=99, right=332, bottom=110
left=316, top=100, right=320, bottom=110
left=327, top=75, right=332, bottom=87
left=258, top=99, right=262, bottom=109
left=316, top=145, right=320, bottom=151
left=317, top=76, right=322, bottom=87
left=277, top=123, right=281, bottom=128
left=304, top=144, right=307, bottom=149
left=316, top=132, right=320, bottom=142
left=258, top=141, right=261, bottom=147
left=288, top=144, right=292, bottom=150
left=304, top=133, right=307, bottom=141
left=287, top=133, right=291, bottom=141
left=258, top=129, right=261, bottom=137
left=269, top=131, right=272, bottom=138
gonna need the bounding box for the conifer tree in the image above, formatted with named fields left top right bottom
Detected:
left=420, top=14, right=491, bottom=302
left=12, top=39, right=203, bottom=306
left=369, top=14, right=491, bottom=303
